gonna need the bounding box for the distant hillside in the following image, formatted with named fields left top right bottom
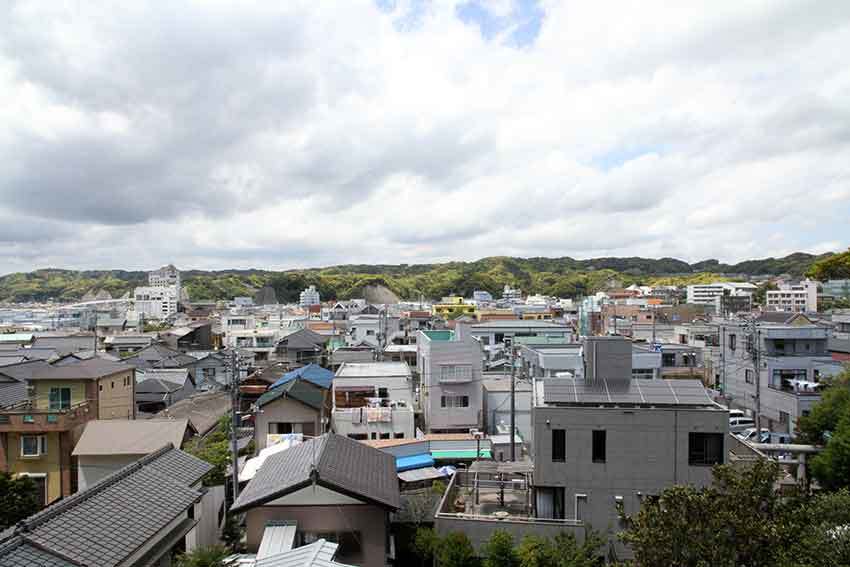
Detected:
left=0, top=252, right=835, bottom=303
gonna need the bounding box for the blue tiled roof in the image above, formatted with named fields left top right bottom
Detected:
left=269, top=363, right=333, bottom=390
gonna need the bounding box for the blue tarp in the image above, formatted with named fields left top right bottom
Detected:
left=269, top=363, right=334, bottom=390
left=396, top=453, right=435, bottom=472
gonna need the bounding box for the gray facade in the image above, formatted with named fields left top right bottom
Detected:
left=532, top=385, right=727, bottom=555
left=417, top=329, right=484, bottom=432
left=254, top=395, right=321, bottom=450
left=720, top=321, right=842, bottom=433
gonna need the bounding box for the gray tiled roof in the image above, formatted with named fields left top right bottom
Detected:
left=0, top=445, right=211, bottom=567
left=0, top=537, right=79, bottom=567
left=0, top=380, right=28, bottom=409
left=232, top=434, right=399, bottom=513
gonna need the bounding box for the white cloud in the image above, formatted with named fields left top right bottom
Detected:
left=0, top=0, right=848, bottom=273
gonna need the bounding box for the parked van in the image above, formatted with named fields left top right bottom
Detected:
left=737, top=427, right=769, bottom=442
left=728, top=409, right=747, bottom=420
left=729, top=417, right=756, bottom=433
left=762, top=432, right=793, bottom=444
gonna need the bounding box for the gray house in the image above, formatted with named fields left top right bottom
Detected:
left=0, top=445, right=212, bottom=567
left=417, top=328, right=484, bottom=433
left=254, top=378, right=327, bottom=451
left=231, top=433, right=400, bottom=567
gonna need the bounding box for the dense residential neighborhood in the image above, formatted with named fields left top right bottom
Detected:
left=3, top=1, right=850, bottom=565
left=0, top=258, right=849, bottom=566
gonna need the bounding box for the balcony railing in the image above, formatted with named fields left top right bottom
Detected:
left=0, top=400, right=94, bottom=432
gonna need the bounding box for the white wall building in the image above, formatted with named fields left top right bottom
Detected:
left=299, top=285, right=321, bottom=307
left=686, top=282, right=756, bottom=306
left=766, top=280, right=818, bottom=313
left=134, top=285, right=179, bottom=320
left=331, top=362, right=415, bottom=440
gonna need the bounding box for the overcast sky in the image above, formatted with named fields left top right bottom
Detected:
left=1, top=0, right=849, bottom=273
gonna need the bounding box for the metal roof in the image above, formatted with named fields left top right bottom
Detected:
left=541, top=377, right=716, bottom=407
left=256, top=522, right=297, bottom=560
left=0, top=445, right=211, bottom=567
left=269, top=364, right=333, bottom=390
left=335, top=362, right=411, bottom=378
left=232, top=434, right=400, bottom=513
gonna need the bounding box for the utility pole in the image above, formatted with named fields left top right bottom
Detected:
left=229, top=349, right=241, bottom=501
left=651, top=304, right=657, bottom=346
left=749, top=318, right=762, bottom=429
left=509, top=341, right=516, bottom=462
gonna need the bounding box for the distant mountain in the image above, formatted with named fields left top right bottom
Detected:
left=0, top=252, right=836, bottom=303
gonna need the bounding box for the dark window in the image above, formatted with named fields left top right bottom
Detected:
left=380, top=433, right=390, bottom=440
left=729, top=334, right=736, bottom=351
left=378, top=387, right=388, bottom=398
left=347, top=433, right=368, bottom=440
left=394, top=432, right=405, bottom=439
left=592, top=430, right=606, bottom=463
left=662, top=353, right=676, bottom=367
left=48, top=388, right=71, bottom=410
left=552, top=429, right=566, bottom=462
left=370, top=432, right=377, bottom=440
left=689, top=432, right=724, bottom=466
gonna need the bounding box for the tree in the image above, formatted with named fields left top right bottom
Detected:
left=550, top=531, right=604, bottom=567
left=810, top=413, right=850, bottom=490
left=414, top=526, right=441, bottom=567
left=174, top=545, right=229, bottom=567
left=807, top=248, right=850, bottom=280
left=776, top=489, right=850, bottom=567
left=516, top=534, right=555, bottom=567
left=797, top=369, right=850, bottom=490
left=481, top=530, right=517, bottom=567
left=620, top=460, right=782, bottom=567
left=0, top=472, right=40, bottom=530
left=438, top=532, right=477, bottom=567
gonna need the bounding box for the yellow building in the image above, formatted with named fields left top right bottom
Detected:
left=0, top=357, right=135, bottom=505
left=431, top=296, right=476, bottom=319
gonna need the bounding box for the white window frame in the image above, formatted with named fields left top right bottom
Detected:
left=439, top=365, right=473, bottom=382
left=21, top=435, right=47, bottom=458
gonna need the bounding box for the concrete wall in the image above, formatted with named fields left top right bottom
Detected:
left=97, top=370, right=135, bottom=419
left=78, top=454, right=140, bottom=490
left=435, top=516, right=584, bottom=551
left=246, top=504, right=388, bottom=567
left=532, top=405, right=727, bottom=535
left=418, top=333, right=483, bottom=432
left=186, top=484, right=225, bottom=551
left=255, top=397, right=321, bottom=450
left=484, top=389, right=532, bottom=441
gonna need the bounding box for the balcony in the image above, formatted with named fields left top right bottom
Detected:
left=435, top=466, right=583, bottom=549
left=0, top=400, right=94, bottom=432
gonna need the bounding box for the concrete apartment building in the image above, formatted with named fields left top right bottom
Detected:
left=531, top=337, right=728, bottom=554
left=417, top=329, right=483, bottom=433
left=720, top=318, right=843, bottom=433
left=766, top=279, right=818, bottom=313
left=134, top=265, right=182, bottom=320
left=686, top=282, right=756, bottom=307
left=299, top=285, right=321, bottom=307
left=469, top=319, right=573, bottom=347
left=331, top=362, right=415, bottom=440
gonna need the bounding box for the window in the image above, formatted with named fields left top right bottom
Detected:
left=394, top=432, right=405, bottom=439
left=632, top=369, right=654, bottom=379
left=440, top=365, right=473, bottom=382
left=21, top=435, right=47, bottom=457
left=202, top=367, right=216, bottom=380
left=688, top=433, right=724, bottom=466
left=111, top=381, right=115, bottom=389
left=380, top=433, right=390, bottom=440
left=552, top=429, right=566, bottom=462
left=729, top=334, right=736, bottom=351
left=440, top=395, right=469, bottom=408
left=370, top=432, right=377, bottom=440
left=48, top=387, right=71, bottom=410
left=99, top=384, right=103, bottom=392
left=347, top=433, right=368, bottom=440
left=662, top=353, right=676, bottom=367
left=745, top=369, right=754, bottom=384
left=592, top=430, right=606, bottom=463
left=378, top=387, right=388, bottom=398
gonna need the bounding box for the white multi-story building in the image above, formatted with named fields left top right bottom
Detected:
left=502, top=284, right=523, bottom=302
left=766, top=280, right=818, bottom=313
left=331, top=362, right=415, bottom=440
left=134, top=285, right=179, bottom=320
left=134, top=265, right=182, bottom=320
left=686, top=282, right=756, bottom=306
left=299, top=285, right=320, bottom=307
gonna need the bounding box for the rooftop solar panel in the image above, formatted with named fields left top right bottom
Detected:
left=542, top=377, right=714, bottom=407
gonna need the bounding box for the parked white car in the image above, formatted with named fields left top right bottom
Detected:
left=736, top=427, right=769, bottom=442
left=729, top=417, right=756, bottom=433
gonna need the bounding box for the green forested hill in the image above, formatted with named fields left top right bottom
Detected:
left=0, top=252, right=836, bottom=303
